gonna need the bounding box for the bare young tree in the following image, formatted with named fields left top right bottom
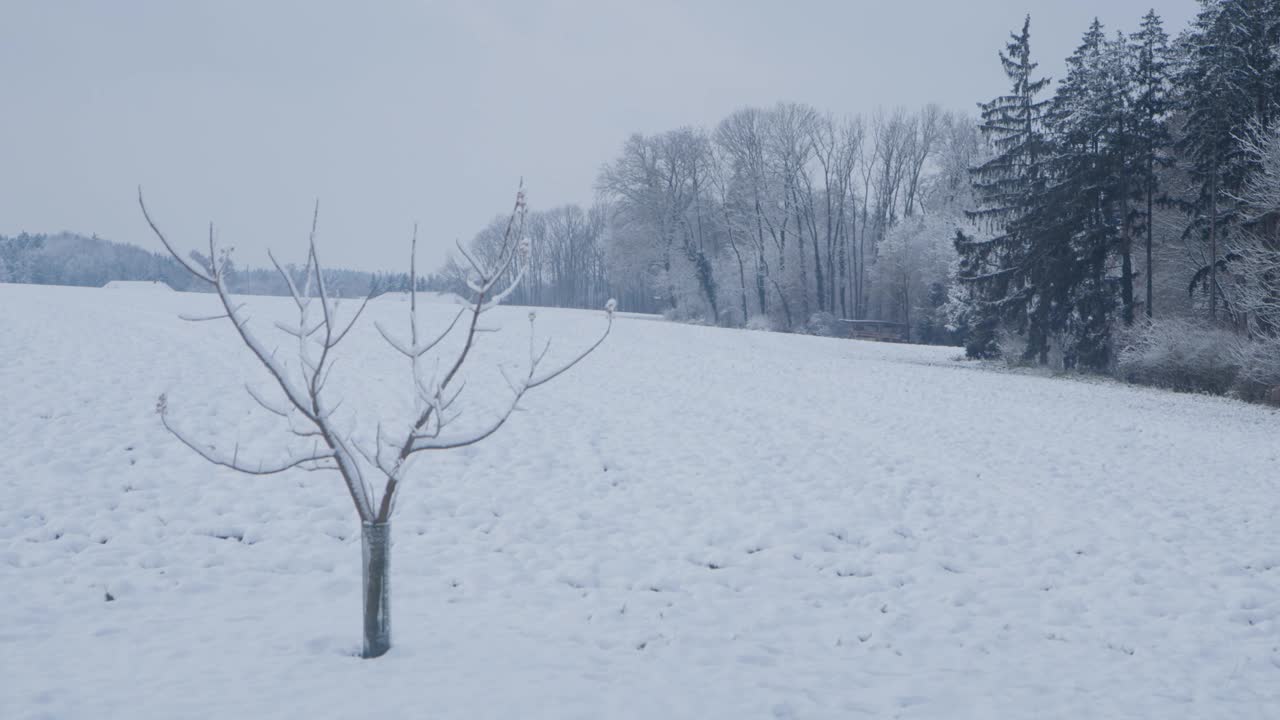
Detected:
left=140, top=185, right=613, bottom=658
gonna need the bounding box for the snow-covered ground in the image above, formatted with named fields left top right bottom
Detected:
left=2, top=282, right=1278, bottom=719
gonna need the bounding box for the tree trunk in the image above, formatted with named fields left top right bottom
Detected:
left=812, top=228, right=825, bottom=314
left=692, top=250, right=719, bottom=323
left=754, top=200, right=769, bottom=316
left=795, top=211, right=810, bottom=319
left=1152, top=170, right=1162, bottom=316
left=1121, top=241, right=1134, bottom=325
left=733, top=244, right=748, bottom=325
left=1121, top=170, right=1134, bottom=326
left=755, top=255, right=768, bottom=317
left=837, top=225, right=848, bottom=319
left=902, top=269, right=911, bottom=343
left=857, top=207, right=869, bottom=319
left=1209, top=172, right=1218, bottom=321
left=362, top=521, right=392, bottom=659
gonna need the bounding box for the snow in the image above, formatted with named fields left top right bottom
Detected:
left=2, top=282, right=1279, bottom=719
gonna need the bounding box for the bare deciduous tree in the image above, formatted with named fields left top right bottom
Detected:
left=1230, top=123, right=1280, bottom=336
left=598, top=128, right=720, bottom=320
left=140, top=185, right=613, bottom=658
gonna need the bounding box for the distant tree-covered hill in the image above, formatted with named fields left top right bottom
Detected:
left=0, top=232, right=444, bottom=297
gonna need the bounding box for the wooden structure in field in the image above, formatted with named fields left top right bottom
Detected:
left=839, top=319, right=909, bottom=343
left=103, top=280, right=173, bottom=291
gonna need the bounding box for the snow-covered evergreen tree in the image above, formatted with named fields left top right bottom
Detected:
left=1036, top=19, right=1117, bottom=366
left=1023, top=20, right=1144, bottom=366
left=956, top=15, right=1053, bottom=359
left=1130, top=10, right=1173, bottom=318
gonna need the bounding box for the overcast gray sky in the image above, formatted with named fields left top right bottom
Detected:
left=0, top=0, right=1197, bottom=272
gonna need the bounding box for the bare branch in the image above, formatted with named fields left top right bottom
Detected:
left=244, top=383, right=291, bottom=418
left=455, top=239, right=486, bottom=278
left=274, top=318, right=325, bottom=339
left=158, top=398, right=335, bottom=475
left=408, top=307, right=612, bottom=453
left=375, top=307, right=465, bottom=359
left=138, top=188, right=214, bottom=283
left=179, top=303, right=243, bottom=322
left=145, top=179, right=605, bottom=535
left=328, top=293, right=375, bottom=348
left=528, top=312, right=613, bottom=389
left=396, top=191, right=528, bottom=458
left=268, top=248, right=314, bottom=313
left=142, top=196, right=377, bottom=521
left=477, top=257, right=528, bottom=313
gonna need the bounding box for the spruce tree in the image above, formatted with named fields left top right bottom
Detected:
left=1037, top=19, right=1131, bottom=366
left=1109, top=29, right=1141, bottom=328
left=965, top=17, right=1139, bottom=368
left=957, top=15, right=1052, bottom=359
left=962, top=18, right=1132, bottom=367
left=1130, top=10, right=1172, bottom=319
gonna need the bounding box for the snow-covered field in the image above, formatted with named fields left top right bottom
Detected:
left=2, top=282, right=1278, bottom=719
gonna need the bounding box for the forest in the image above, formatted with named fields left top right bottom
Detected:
left=435, top=0, right=1280, bottom=401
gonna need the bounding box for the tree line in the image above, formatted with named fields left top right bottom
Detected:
left=442, top=105, right=977, bottom=343
left=955, top=2, right=1280, bottom=370
left=440, top=0, right=1280, bottom=379
left=0, top=231, right=446, bottom=298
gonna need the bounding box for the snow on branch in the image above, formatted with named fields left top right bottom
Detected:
left=156, top=394, right=337, bottom=475
left=407, top=306, right=613, bottom=454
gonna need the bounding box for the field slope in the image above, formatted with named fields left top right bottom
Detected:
left=1, top=283, right=1278, bottom=719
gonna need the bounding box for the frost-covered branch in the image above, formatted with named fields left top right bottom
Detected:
left=157, top=394, right=337, bottom=475
left=141, top=189, right=377, bottom=519
left=406, top=305, right=613, bottom=454
left=142, top=182, right=610, bottom=529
